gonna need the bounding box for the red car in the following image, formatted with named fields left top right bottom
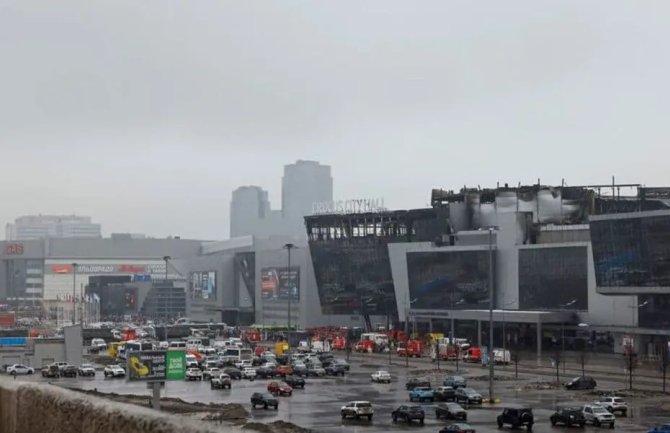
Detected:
left=275, top=365, right=294, bottom=377
left=267, top=381, right=293, bottom=396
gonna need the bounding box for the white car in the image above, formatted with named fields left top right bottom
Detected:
left=103, top=364, right=126, bottom=378
left=234, top=359, right=252, bottom=369
left=77, top=364, right=96, bottom=377
left=90, top=338, right=107, bottom=353
left=203, top=367, right=221, bottom=380
left=582, top=404, right=615, bottom=428
left=242, top=367, right=257, bottom=380
left=341, top=401, right=374, bottom=420
left=595, top=396, right=628, bottom=416
left=371, top=370, right=392, bottom=383
left=186, top=368, right=203, bottom=381
left=6, top=364, right=34, bottom=375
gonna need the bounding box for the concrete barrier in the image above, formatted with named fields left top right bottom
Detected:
left=0, top=378, right=229, bottom=433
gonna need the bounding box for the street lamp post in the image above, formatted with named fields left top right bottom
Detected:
left=163, top=256, right=171, bottom=340
left=72, top=263, right=78, bottom=325
left=560, top=299, right=577, bottom=374
left=487, top=227, right=495, bottom=403
left=283, top=244, right=296, bottom=331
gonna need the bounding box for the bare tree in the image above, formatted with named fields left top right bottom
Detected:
left=511, top=351, right=520, bottom=379
left=552, top=351, right=562, bottom=383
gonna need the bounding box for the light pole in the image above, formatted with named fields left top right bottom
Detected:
left=487, top=227, right=495, bottom=403
left=72, top=263, right=78, bottom=325
left=578, top=322, right=590, bottom=376
left=283, top=244, right=296, bottom=331
left=163, top=256, right=171, bottom=340
left=560, top=299, right=577, bottom=374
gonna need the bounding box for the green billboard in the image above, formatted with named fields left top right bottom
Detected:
left=165, top=351, right=186, bottom=381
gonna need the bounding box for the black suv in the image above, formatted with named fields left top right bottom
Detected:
left=497, top=405, right=534, bottom=430
left=405, top=378, right=431, bottom=390
left=550, top=407, right=586, bottom=428
left=325, top=364, right=346, bottom=376
left=284, top=375, right=306, bottom=389
left=224, top=367, right=242, bottom=380
left=256, top=365, right=276, bottom=379
left=250, top=392, right=279, bottom=410
left=392, top=405, right=425, bottom=424
left=565, top=376, right=597, bottom=390
left=436, top=402, right=467, bottom=421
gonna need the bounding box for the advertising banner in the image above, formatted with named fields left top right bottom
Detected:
left=190, top=271, right=217, bottom=300
left=166, top=351, right=186, bottom=381
left=261, top=267, right=300, bottom=301
left=127, top=351, right=167, bottom=381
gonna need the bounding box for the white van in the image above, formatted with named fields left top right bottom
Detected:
left=493, top=348, right=511, bottom=365
left=221, top=347, right=253, bottom=364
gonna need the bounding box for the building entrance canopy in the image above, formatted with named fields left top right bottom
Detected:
left=408, top=308, right=574, bottom=324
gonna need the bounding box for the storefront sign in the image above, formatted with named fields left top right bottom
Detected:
left=5, top=243, right=24, bottom=255
left=47, top=262, right=168, bottom=275
left=311, top=198, right=386, bottom=215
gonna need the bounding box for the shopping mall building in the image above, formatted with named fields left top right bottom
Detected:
left=2, top=183, right=668, bottom=358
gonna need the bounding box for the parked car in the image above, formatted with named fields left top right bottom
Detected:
left=409, top=386, right=435, bottom=402
left=435, top=386, right=456, bottom=402
left=392, top=405, right=425, bottom=424
left=341, top=401, right=374, bottom=421
left=436, top=402, right=467, bottom=420
left=308, top=365, right=326, bottom=377
left=223, top=367, right=242, bottom=380
left=371, top=370, right=392, bottom=383
left=41, top=364, right=60, bottom=378
left=440, top=423, right=476, bottom=433
left=61, top=365, right=78, bottom=378
left=324, top=364, right=346, bottom=376
left=6, top=364, right=34, bottom=375
left=53, top=361, right=69, bottom=372
left=284, top=375, right=305, bottom=389
left=186, top=368, right=203, bottom=381
left=455, top=388, right=483, bottom=405
left=331, top=358, right=350, bottom=371
left=275, top=365, right=294, bottom=377
left=596, top=396, right=628, bottom=416
left=267, top=381, right=293, bottom=396
left=103, top=364, right=125, bottom=378
left=242, top=367, right=257, bottom=380
left=444, top=375, right=467, bottom=389
left=77, top=364, right=96, bottom=377
left=210, top=373, right=232, bottom=389
left=497, top=405, right=534, bottom=430
left=565, top=376, right=597, bottom=390
left=256, top=364, right=276, bottom=378
left=406, top=378, right=431, bottom=390
left=250, top=392, right=279, bottom=410
left=648, top=424, right=670, bottom=433
left=550, top=407, right=586, bottom=427
left=291, top=362, right=308, bottom=377
left=582, top=404, right=615, bottom=428
left=203, top=367, right=221, bottom=380
left=90, top=338, right=108, bottom=354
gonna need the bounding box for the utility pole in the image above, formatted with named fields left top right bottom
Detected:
left=283, top=244, right=295, bottom=331
left=163, top=256, right=171, bottom=341
left=72, top=263, right=77, bottom=325
left=487, top=227, right=495, bottom=403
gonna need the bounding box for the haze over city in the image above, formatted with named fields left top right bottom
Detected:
left=1, top=1, right=669, bottom=239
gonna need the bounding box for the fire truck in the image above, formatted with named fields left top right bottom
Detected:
left=397, top=339, right=424, bottom=357
left=354, top=333, right=389, bottom=352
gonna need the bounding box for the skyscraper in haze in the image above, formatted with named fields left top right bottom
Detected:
left=229, top=160, right=333, bottom=239
left=5, top=214, right=101, bottom=240
left=230, top=186, right=271, bottom=238
left=282, top=160, right=333, bottom=221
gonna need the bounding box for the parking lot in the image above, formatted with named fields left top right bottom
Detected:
left=13, top=354, right=670, bottom=433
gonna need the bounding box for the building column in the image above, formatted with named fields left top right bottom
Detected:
left=477, top=320, right=482, bottom=347
left=536, top=321, right=542, bottom=367
left=429, top=319, right=433, bottom=334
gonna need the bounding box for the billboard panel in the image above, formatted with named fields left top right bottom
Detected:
left=260, top=267, right=300, bottom=301
left=407, top=250, right=492, bottom=310
left=166, top=351, right=186, bottom=381
left=127, top=351, right=167, bottom=381
left=190, top=271, right=217, bottom=300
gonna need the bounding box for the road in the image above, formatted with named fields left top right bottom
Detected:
left=15, top=357, right=670, bottom=433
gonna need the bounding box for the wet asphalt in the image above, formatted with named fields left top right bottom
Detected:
left=15, top=356, right=670, bottom=433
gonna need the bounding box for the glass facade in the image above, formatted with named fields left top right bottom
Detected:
left=310, top=240, right=396, bottom=316
left=638, top=294, right=670, bottom=329
left=407, top=250, right=492, bottom=310
left=518, top=246, right=588, bottom=310
left=591, top=215, right=670, bottom=287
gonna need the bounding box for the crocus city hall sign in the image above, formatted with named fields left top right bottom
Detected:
left=311, top=198, right=386, bottom=215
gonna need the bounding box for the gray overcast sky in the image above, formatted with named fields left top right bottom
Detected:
left=1, top=1, right=668, bottom=240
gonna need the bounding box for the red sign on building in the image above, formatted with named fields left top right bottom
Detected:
left=5, top=243, right=24, bottom=255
